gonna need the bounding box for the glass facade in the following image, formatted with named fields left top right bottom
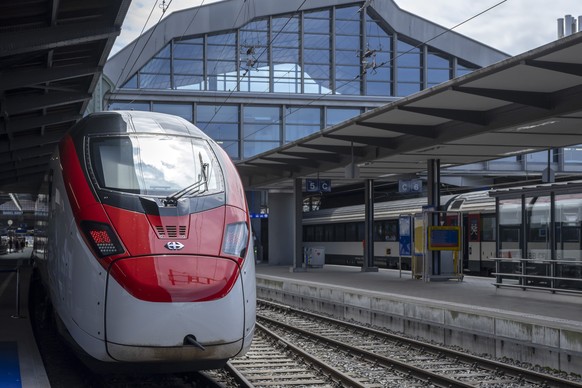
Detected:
left=109, top=2, right=487, bottom=160
left=121, top=4, right=479, bottom=97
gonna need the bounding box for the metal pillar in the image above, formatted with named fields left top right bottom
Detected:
left=362, top=179, right=378, bottom=272
left=427, top=159, right=441, bottom=278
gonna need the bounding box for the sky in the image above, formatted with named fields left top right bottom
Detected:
left=111, top=0, right=580, bottom=57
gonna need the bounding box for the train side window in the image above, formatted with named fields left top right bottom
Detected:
left=324, top=224, right=334, bottom=242
left=304, top=225, right=315, bottom=242
left=334, top=223, right=346, bottom=241
left=345, top=222, right=358, bottom=241
left=481, top=214, right=496, bottom=241
left=500, top=226, right=520, bottom=242
left=314, top=225, right=324, bottom=241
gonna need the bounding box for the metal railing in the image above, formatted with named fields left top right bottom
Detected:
left=492, top=258, right=582, bottom=295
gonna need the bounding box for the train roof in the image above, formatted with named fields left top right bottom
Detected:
left=71, top=111, right=209, bottom=139
left=303, top=190, right=496, bottom=224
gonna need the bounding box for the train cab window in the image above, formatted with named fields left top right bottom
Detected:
left=89, top=135, right=224, bottom=197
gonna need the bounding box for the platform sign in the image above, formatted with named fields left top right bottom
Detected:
left=305, top=179, right=331, bottom=193
left=399, top=215, right=412, bottom=256
left=398, top=179, right=422, bottom=193
left=428, top=226, right=460, bottom=250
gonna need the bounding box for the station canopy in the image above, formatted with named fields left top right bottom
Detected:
left=0, top=0, right=131, bottom=195
left=236, top=32, right=582, bottom=192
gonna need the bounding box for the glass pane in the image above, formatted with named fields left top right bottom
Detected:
left=272, top=15, right=299, bottom=32
left=207, top=33, right=236, bottom=45
left=335, top=35, right=360, bottom=50
left=555, top=194, right=582, bottom=265
left=499, top=198, right=522, bottom=259
left=121, top=75, right=137, bottom=89
left=174, top=59, right=204, bottom=74
left=243, top=106, right=281, bottom=141
left=398, top=67, right=421, bottom=82
left=207, top=44, right=236, bottom=60
left=152, top=103, right=193, bottom=121
left=563, top=145, right=582, bottom=163
left=108, top=101, right=150, bottom=111
left=428, top=52, right=450, bottom=68
left=197, top=105, right=238, bottom=123
left=366, top=81, right=391, bottom=96
left=139, top=73, right=171, bottom=89
left=175, top=74, right=204, bottom=90
left=201, top=123, right=239, bottom=140
left=526, top=196, right=551, bottom=261
left=335, top=6, right=361, bottom=19
left=304, top=48, right=330, bottom=63
left=427, top=68, right=450, bottom=85
left=396, top=82, right=421, bottom=96
left=244, top=141, right=280, bottom=158
left=326, top=108, right=362, bottom=126
left=218, top=141, right=239, bottom=159
left=304, top=15, right=330, bottom=33
left=304, top=34, right=330, bottom=49
left=141, top=58, right=171, bottom=74
left=173, top=43, right=203, bottom=59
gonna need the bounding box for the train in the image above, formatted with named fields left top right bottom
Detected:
left=303, top=188, right=582, bottom=279
left=32, top=111, right=255, bottom=372
left=303, top=190, right=498, bottom=275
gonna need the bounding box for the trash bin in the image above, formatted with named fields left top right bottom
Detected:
left=306, top=247, right=325, bottom=268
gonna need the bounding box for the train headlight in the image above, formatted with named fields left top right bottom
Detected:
left=222, top=222, right=248, bottom=258
left=81, top=221, right=125, bottom=258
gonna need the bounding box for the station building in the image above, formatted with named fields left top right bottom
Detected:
left=103, top=0, right=582, bottom=196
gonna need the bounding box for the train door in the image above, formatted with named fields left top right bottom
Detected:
left=466, top=213, right=481, bottom=273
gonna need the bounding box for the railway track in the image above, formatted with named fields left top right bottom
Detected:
left=209, top=299, right=581, bottom=387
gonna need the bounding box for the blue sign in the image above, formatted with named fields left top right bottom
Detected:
left=305, top=179, right=331, bottom=193
left=250, top=213, right=268, bottom=219
left=399, top=215, right=412, bottom=256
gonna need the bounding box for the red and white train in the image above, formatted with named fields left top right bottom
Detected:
left=33, top=111, right=255, bottom=371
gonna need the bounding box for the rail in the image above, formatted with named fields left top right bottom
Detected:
left=492, top=258, right=582, bottom=295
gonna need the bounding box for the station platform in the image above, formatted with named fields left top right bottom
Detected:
left=0, top=248, right=50, bottom=388
left=255, top=263, right=582, bottom=375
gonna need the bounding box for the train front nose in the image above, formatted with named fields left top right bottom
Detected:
left=103, top=254, right=246, bottom=362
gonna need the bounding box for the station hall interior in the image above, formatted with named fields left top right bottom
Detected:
left=2, top=1, right=582, bottom=285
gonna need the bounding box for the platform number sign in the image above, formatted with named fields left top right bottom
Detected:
left=305, top=179, right=331, bottom=193
left=398, top=179, right=422, bottom=193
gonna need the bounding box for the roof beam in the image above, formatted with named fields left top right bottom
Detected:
left=5, top=92, right=90, bottom=115
left=323, top=134, right=398, bottom=149
left=453, top=86, right=553, bottom=110
left=398, top=106, right=490, bottom=126
left=262, top=157, right=320, bottom=169
left=280, top=150, right=343, bottom=163
left=356, top=121, right=437, bottom=138
left=0, top=65, right=101, bottom=92
left=243, top=162, right=301, bottom=173
left=299, top=144, right=367, bottom=156
left=0, top=22, right=120, bottom=57
left=525, top=59, right=582, bottom=77
left=3, top=113, right=82, bottom=134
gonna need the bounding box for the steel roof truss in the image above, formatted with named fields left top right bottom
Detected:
left=323, top=134, right=398, bottom=149
left=356, top=121, right=437, bottom=138
left=525, top=59, right=582, bottom=78
left=398, top=106, right=490, bottom=126
left=453, top=86, right=553, bottom=110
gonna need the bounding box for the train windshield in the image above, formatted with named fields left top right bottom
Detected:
left=89, top=135, right=224, bottom=197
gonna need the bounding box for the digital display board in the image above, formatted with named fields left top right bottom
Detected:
left=428, top=226, right=460, bottom=251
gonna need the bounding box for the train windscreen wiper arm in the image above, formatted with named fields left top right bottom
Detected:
left=163, top=153, right=209, bottom=206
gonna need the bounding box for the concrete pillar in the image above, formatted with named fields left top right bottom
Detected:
left=268, top=191, right=295, bottom=266
left=267, top=179, right=304, bottom=270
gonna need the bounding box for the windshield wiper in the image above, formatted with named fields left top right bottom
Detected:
left=163, top=153, right=209, bottom=207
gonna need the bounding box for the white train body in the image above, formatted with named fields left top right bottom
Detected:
left=33, top=111, right=255, bottom=370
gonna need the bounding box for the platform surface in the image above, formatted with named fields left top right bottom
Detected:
left=0, top=248, right=50, bottom=388
left=256, top=263, right=582, bottom=329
